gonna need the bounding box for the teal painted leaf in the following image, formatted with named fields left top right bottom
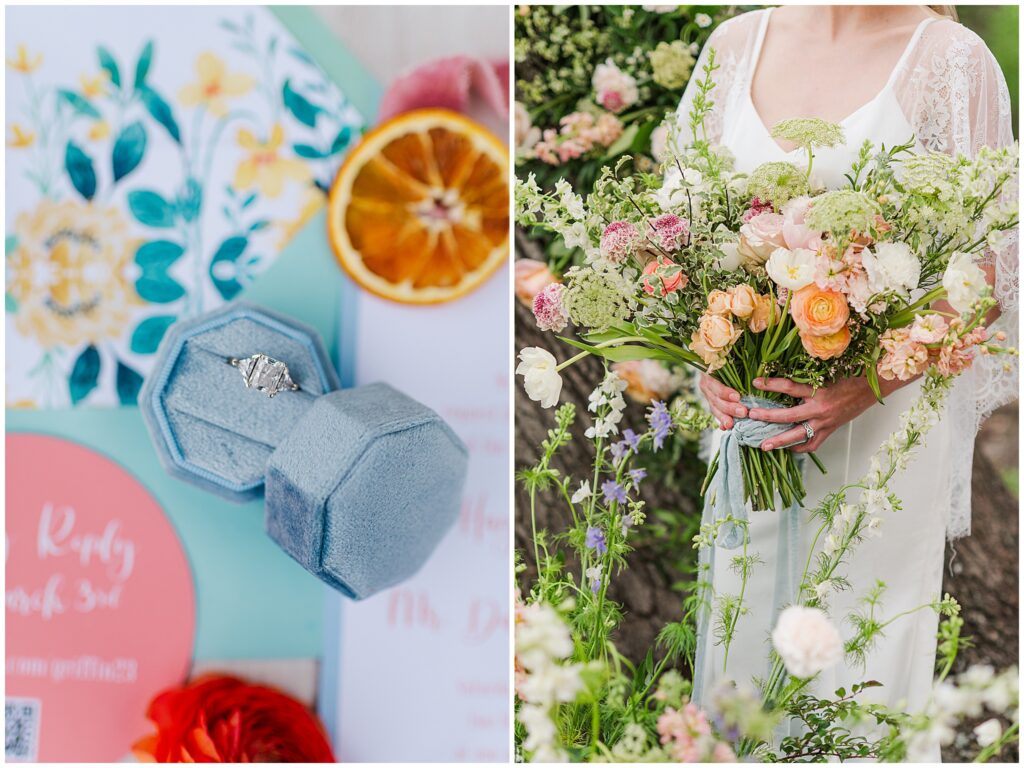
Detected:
left=138, top=85, right=180, bottom=143
left=65, top=141, right=97, bottom=200
left=134, top=41, right=154, bottom=88
left=134, top=240, right=184, bottom=268
left=330, top=126, right=352, bottom=155
left=97, top=46, right=121, bottom=88
left=112, top=121, right=147, bottom=182
left=6, top=293, right=18, bottom=313
left=57, top=89, right=101, bottom=119
left=177, top=178, right=202, bottom=222
left=209, top=236, right=248, bottom=300
left=128, top=190, right=176, bottom=227
left=292, top=143, right=328, bottom=159
left=69, top=345, right=101, bottom=405
left=248, top=220, right=269, bottom=232
left=136, top=273, right=185, bottom=303
left=6, top=235, right=18, bottom=255
left=282, top=79, right=320, bottom=128
left=116, top=360, right=144, bottom=404
left=130, top=314, right=177, bottom=354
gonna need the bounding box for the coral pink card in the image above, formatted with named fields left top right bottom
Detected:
left=6, top=434, right=195, bottom=762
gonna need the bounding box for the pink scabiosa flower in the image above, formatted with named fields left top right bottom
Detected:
left=650, top=213, right=690, bottom=251
left=742, top=196, right=774, bottom=222
left=600, top=220, right=642, bottom=263
left=642, top=256, right=688, bottom=296
left=532, top=282, right=569, bottom=332
left=592, top=59, right=639, bottom=114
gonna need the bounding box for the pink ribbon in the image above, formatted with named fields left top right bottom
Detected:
left=378, top=56, right=509, bottom=123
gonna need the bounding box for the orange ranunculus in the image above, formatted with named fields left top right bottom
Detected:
left=800, top=326, right=851, bottom=359
left=132, top=674, right=335, bottom=763
left=790, top=285, right=849, bottom=337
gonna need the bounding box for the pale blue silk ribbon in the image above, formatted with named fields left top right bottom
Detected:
left=692, top=396, right=804, bottom=705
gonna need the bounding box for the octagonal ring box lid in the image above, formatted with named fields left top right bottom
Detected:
left=140, top=301, right=468, bottom=599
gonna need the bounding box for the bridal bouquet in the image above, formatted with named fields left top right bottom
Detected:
left=515, top=51, right=1019, bottom=514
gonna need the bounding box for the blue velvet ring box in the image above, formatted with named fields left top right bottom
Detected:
left=139, top=301, right=468, bottom=599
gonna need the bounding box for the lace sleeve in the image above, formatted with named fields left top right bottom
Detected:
left=893, top=20, right=1019, bottom=539
left=674, top=10, right=767, bottom=145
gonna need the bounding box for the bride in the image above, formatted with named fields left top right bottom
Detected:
left=677, top=4, right=1017, bottom=757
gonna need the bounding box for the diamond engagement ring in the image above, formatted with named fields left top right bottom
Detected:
left=802, top=421, right=815, bottom=443
left=229, top=354, right=300, bottom=398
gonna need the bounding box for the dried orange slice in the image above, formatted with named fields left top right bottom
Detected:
left=327, top=108, right=509, bottom=304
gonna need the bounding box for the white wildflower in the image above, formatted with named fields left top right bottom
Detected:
left=771, top=605, right=844, bottom=679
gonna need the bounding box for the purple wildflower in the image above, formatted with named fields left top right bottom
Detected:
left=629, top=468, right=647, bottom=485
left=622, top=428, right=641, bottom=452
left=585, top=526, right=608, bottom=555
left=610, top=440, right=628, bottom=462
left=647, top=400, right=673, bottom=451
left=602, top=479, right=627, bottom=506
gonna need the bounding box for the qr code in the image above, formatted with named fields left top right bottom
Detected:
left=5, top=698, right=41, bottom=762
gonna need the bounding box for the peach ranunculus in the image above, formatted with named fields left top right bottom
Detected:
left=748, top=293, right=775, bottom=333
left=738, top=212, right=786, bottom=267
left=642, top=256, right=688, bottom=296
left=727, top=284, right=757, bottom=319
left=791, top=285, right=850, bottom=337
left=706, top=289, right=732, bottom=316
left=800, top=326, right=852, bottom=360
left=515, top=258, right=558, bottom=307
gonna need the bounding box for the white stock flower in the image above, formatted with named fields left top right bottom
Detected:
left=771, top=605, right=844, bottom=678
left=974, top=718, right=1002, bottom=747
left=766, top=247, right=817, bottom=290
left=517, top=347, right=563, bottom=408
left=571, top=480, right=592, bottom=504
left=942, top=251, right=988, bottom=314
left=516, top=602, right=574, bottom=670
left=862, top=242, right=921, bottom=296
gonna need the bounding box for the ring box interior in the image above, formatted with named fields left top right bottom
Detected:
left=140, top=301, right=467, bottom=599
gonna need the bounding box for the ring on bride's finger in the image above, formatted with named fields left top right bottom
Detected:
left=228, top=353, right=300, bottom=398
left=802, top=421, right=814, bottom=443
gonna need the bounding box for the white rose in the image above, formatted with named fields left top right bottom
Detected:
left=714, top=241, right=743, bottom=272
left=771, top=605, right=844, bottom=679
left=862, top=242, right=921, bottom=295
left=766, top=247, right=817, bottom=290
left=974, top=718, right=1002, bottom=747
left=942, top=251, right=989, bottom=315
left=517, top=347, right=563, bottom=408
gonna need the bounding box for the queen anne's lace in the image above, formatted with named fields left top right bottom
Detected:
left=678, top=12, right=1018, bottom=540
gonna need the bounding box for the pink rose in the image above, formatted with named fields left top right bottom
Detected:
left=782, top=196, right=825, bottom=252
left=738, top=212, right=786, bottom=267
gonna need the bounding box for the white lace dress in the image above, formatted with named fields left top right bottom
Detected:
left=676, top=9, right=1018, bottom=755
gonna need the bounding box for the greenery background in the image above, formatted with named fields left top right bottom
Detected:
left=961, top=4, right=1019, bottom=135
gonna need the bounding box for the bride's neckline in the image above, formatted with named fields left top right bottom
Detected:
left=746, top=8, right=936, bottom=155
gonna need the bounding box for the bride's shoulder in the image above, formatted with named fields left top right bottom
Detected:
left=914, top=18, right=1000, bottom=70
left=703, top=8, right=768, bottom=50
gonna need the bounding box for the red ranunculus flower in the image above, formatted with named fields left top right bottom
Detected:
left=132, top=674, right=335, bottom=763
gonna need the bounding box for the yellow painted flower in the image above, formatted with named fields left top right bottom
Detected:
left=7, top=199, right=142, bottom=348
left=88, top=120, right=110, bottom=141
left=7, top=44, right=42, bottom=73
left=234, top=124, right=311, bottom=198
left=7, top=124, right=35, bottom=148
left=80, top=71, right=109, bottom=99
left=178, top=52, right=254, bottom=117
left=277, top=187, right=324, bottom=249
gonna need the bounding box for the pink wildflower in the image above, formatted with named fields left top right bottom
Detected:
left=532, top=282, right=569, bottom=332
left=650, top=213, right=690, bottom=251
left=600, top=220, right=642, bottom=263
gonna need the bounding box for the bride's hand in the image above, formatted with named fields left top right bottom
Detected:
left=747, top=376, right=882, bottom=453
left=699, top=373, right=747, bottom=430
